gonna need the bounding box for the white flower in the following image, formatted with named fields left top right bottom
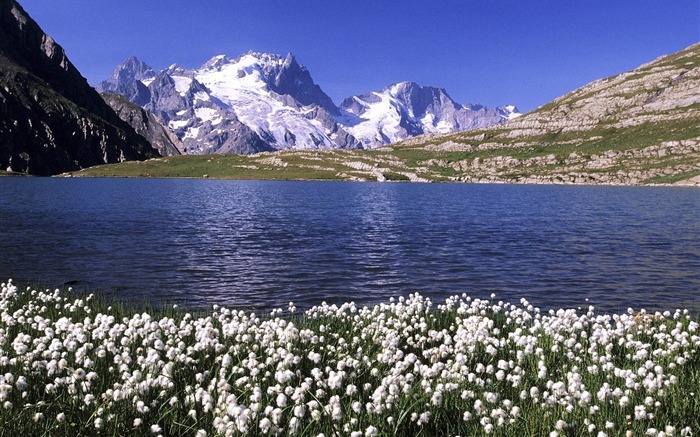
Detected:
left=276, top=393, right=288, bottom=408
left=150, top=424, right=162, bottom=434
left=259, top=418, right=272, bottom=434
left=288, top=417, right=300, bottom=436
left=365, top=425, right=378, bottom=436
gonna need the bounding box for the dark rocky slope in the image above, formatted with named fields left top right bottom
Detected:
left=0, top=0, right=159, bottom=175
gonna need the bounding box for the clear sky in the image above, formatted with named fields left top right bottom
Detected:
left=19, top=0, right=700, bottom=113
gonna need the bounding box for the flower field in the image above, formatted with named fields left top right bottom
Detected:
left=0, top=280, right=698, bottom=436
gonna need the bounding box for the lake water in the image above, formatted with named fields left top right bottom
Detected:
left=0, top=177, right=698, bottom=313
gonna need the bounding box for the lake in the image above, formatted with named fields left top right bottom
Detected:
left=0, top=177, right=698, bottom=313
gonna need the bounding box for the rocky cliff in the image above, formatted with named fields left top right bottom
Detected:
left=0, top=0, right=159, bottom=175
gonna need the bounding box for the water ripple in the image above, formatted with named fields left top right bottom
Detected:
left=1, top=179, right=698, bottom=313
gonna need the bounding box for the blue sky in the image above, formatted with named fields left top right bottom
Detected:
left=20, top=0, right=699, bottom=113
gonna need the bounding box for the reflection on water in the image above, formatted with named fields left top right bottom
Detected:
left=0, top=178, right=698, bottom=313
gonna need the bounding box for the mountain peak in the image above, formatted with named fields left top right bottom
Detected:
left=164, top=63, right=191, bottom=77
left=122, top=55, right=145, bottom=66
left=238, top=51, right=285, bottom=67
left=96, top=56, right=155, bottom=92
left=387, top=81, right=420, bottom=91
left=115, top=56, right=154, bottom=80
left=384, top=81, right=453, bottom=102
left=200, top=54, right=233, bottom=70
left=500, top=105, right=521, bottom=120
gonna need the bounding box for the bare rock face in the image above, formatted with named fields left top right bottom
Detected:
left=101, top=93, right=184, bottom=157
left=0, top=0, right=159, bottom=175
left=265, top=52, right=340, bottom=117
left=96, top=56, right=155, bottom=93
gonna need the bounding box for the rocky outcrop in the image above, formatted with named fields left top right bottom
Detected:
left=0, top=0, right=159, bottom=175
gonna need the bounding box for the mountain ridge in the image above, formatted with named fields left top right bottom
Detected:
left=97, top=53, right=518, bottom=153
left=338, top=80, right=519, bottom=148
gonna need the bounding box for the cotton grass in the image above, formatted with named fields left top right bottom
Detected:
left=0, top=280, right=697, bottom=436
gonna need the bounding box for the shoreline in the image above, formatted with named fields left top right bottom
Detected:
left=52, top=172, right=700, bottom=187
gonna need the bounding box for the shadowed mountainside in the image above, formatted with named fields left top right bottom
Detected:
left=0, top=0, right=159, bottom=175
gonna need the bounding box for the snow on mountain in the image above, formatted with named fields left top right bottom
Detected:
left=98, top=54, right=518, bottom=154
left=98, top=53, right=359, bottom=154
left=338, top=81, right=521, bottom=148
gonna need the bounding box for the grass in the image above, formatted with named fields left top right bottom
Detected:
left=70, top=154, right=347, bottom=181
left=0, top=280, right=698, bottom=436
left=644, top=169, right=700, bottom=185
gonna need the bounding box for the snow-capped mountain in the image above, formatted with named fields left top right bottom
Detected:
left=338, top=82, right=520, bottom=148
left=97, top=53, right=519, bottom=154
left=97, top=53, right=360, bottom=154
